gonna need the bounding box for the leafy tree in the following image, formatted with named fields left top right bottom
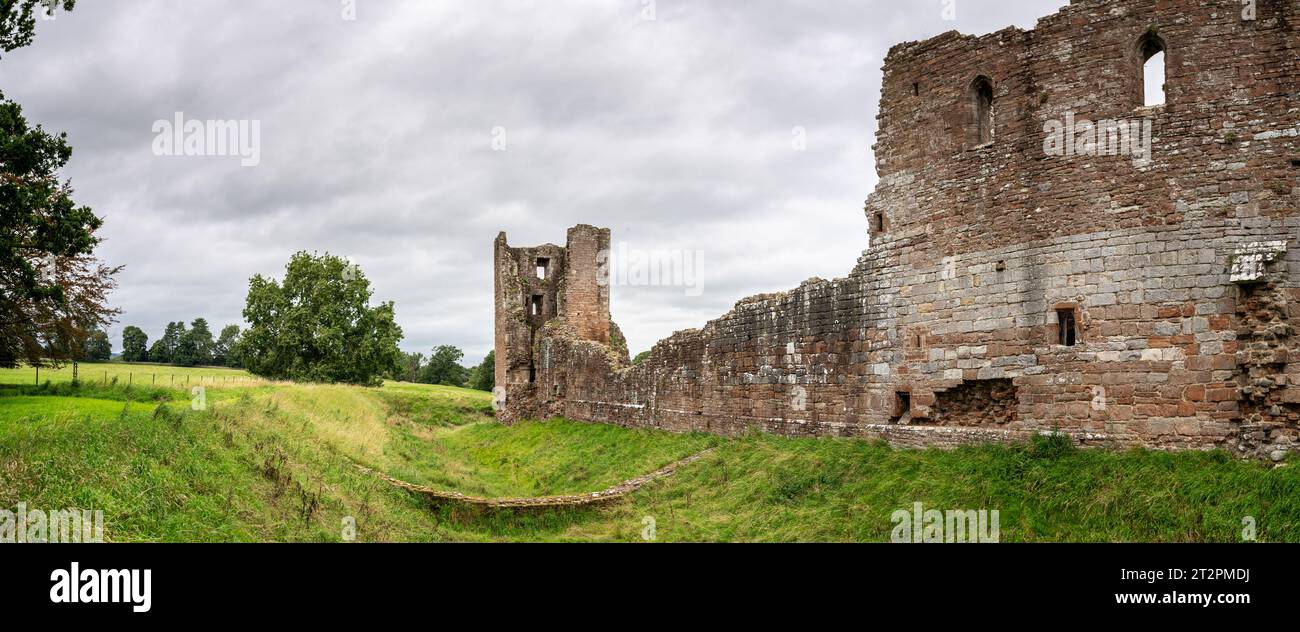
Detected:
left=227, top=336, right=247, bottom=369
left=146, top=339, right=166, bottom=364
left=0, top=0, right=119, bottom=369
left=241, top=252, right=403, bottom=386
left=81, top=330, right=111, bottom=361
left=214, top=324, right=241, bottom=367
left=174, top=318, right=214, bottom=367
left=121, top=325, right=148, bottom=362
left=0, top=1, right=75, bottom=59
left=148, top=321, right=185, bottom=364
left=467, top=350, right=495, bottom=392
left=391, top=351, right=424, bottom=383
left=421, top=345, right=467, bottom=386
left=633, top=351, right=651, bottom=364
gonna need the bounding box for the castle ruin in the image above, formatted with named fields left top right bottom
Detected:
left=495, top=0, right=1300, bottom=457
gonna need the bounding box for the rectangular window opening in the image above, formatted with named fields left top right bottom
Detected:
left=530, top=295, right=543, bottom=317
left=1057, top=308, right=1078, bottom=346
left=891, top=391, right=912, bottom=424
left=536, top=257, right=550, bottom=279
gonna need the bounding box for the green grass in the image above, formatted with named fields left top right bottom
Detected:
left=0, top=380, right=185, bottom=404
left=595, top=433, right=1300, bottom=543
left=0, top=361, right=264, bottom=387
left=0, top=389, right=443, bottom=542
left=249, top=382, right=712, bottom=498
left=383, top=419, right=719, bottom=498
left=1, top=377, right=1296, bottom=542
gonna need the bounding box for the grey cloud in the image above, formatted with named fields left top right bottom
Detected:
left=0, top=0, right=1068, bottom=363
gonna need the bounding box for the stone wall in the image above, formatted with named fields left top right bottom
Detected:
left=494, top=0, right=1300, bottom=457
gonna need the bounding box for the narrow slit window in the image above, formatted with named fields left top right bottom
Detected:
left=1057, top=309, right=1078, bottom=346
left=971, top=76, right=994, bottom=145
left=530, top=295, right=543, bottom=317
left=1139, top=33, right=1166, bottom=107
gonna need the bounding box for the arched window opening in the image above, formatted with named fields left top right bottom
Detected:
left=1139, top=32, right=1166, bottom=107
left=971, top=76, right=994, bottom=146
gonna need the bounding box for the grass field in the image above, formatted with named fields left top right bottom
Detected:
left=0, top=361, right=265, bottom=387
left=1, top=364, right=1296, bottom=542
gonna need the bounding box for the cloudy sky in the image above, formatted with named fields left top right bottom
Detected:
left=0, top=0, right=1067, bottom=364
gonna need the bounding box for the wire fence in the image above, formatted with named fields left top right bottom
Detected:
left=28, top=364, right=267, bottom=388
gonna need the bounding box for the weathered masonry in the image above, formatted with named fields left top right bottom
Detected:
left=495, top=0, right=1300, bottom=458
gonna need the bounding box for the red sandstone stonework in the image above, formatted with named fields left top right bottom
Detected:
left=495, top=0, right=1300, bottom=458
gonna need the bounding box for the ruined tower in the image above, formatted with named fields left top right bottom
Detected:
left=494, top=224, right=619, bottom=422
left=495, top=0, right=1300, bottom=457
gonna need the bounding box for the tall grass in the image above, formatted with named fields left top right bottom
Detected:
left=0, top=392, right=441, bottom=542
left=0, top=381, right=184, bottom=403
left=2, top=377, right=1295, bottom=542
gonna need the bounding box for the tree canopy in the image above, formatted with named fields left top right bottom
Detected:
left=174, top=318, right=214, bottom=367
left=214, top=324, right=242, bottom=367
left=467, top=350, right=495, bottom=392
left=121, top=325, right=148, bottom=362
left=421, top=345, right=467, bottom=386
left=0, top=0, right=118, bottom=369
left=241, top=252, right=403, bottom=386
left=148, top=321, right=185, bottom=364
left=0, top=1, right=76, bottom=59
left=81, top=330, right=110, bottom=361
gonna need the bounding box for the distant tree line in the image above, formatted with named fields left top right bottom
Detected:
left=391, top=347, right=494, bottom=392
left=104, top=251, right=492, bottom=390
left=119, top=319, right=245, bottom=368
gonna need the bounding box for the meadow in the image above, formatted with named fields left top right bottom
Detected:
left=1, top=363, right=1296, bottom=542
left=0, top=361, right=265, bottom=388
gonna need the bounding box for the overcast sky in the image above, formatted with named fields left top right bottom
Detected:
left=0, top=0, right=1067, bottom=364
